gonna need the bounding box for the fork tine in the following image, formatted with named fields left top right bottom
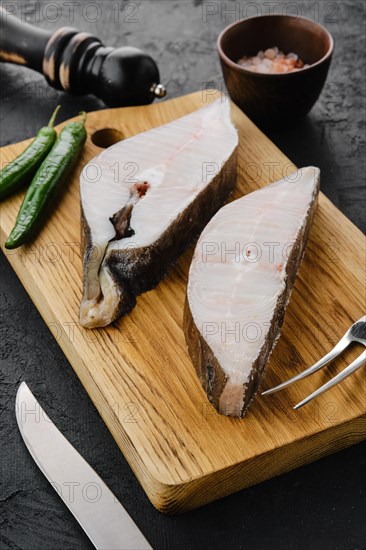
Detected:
left=293, top=351, right=366, bottom=410
left=262, top=331, right=352, bottom=396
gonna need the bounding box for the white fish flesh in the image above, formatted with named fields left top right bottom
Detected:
left=184, top=167, right=320, bottom=417
left=80, top=98, right=238, bottom=328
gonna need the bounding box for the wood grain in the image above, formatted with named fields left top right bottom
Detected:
left=1, top=91, right=365, bottom=514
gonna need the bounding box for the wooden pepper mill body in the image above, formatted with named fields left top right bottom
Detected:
left=0, top=7, right=166, bottom=107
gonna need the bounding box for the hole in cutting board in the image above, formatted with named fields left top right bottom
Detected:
left=91, top=128, right=124, bottom=148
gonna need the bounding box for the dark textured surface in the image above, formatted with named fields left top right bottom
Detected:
left=1, top=1, right=365, bottom=549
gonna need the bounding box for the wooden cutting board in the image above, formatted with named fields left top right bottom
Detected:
left=1, top=91, right=365, bottom=514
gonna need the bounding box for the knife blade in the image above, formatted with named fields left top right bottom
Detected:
left=15, top=382, right=152, bottom=550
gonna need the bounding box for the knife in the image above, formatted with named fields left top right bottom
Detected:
left=15, top=382, right=152, bottom=550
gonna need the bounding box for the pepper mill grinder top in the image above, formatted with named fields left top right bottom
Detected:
left=0, top=7, right=167, bottom=107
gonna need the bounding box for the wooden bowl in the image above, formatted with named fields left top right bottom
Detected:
left=217, top=15, right=334, bottom=126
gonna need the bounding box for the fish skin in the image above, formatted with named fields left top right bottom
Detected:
left=80, top=99, right=238, bottom=328
left=184, top=167, right=320, bottom=418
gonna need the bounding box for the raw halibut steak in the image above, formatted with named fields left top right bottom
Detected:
left=80, top=99, right=238, bottom=328
left=185, top=167, right=320, bottom=417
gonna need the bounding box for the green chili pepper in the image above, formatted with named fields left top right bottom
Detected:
left=5, top=112, right=87, bottom=250
left=0, top=106, right=60, bottom=201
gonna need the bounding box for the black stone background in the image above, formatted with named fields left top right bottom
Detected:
left=0, top=1, right=365, bottom=549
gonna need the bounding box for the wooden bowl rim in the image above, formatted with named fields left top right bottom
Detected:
left=217, top=14, right=334, bottom=78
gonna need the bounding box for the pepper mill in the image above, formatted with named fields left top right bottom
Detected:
left=0, top=7, right=166, bottom=107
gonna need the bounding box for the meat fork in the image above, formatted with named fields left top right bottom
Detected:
left=262, top=316, right=366, bottom=409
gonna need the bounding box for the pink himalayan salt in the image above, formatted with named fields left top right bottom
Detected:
left=238, top=47, right=309, bottom=74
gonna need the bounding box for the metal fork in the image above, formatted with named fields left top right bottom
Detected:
left=262, top=315, right=366, bottom=409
